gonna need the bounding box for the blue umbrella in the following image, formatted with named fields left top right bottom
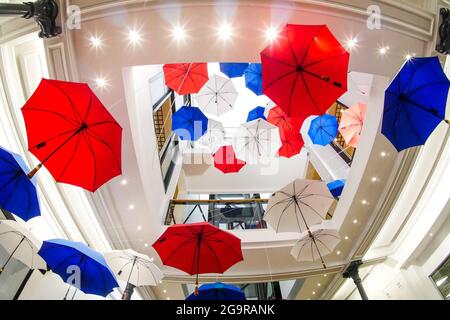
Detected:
left=327, top=180, right=346, bottom=198
left=186, top=282, right=246, bottom=300
left=382, top=56, right=450, bottom=151
left=247, top=106, right=266, bottom=122
left=172, top=106, right=209, bottom=141
left=244, top=63, right=263, bottom=96
left=220, top=63, right=249, bottom=78
left=38, top=239, right=119, bottom=298
left=308, top=115, right=339, bottom=146
left=0, top=147, right=40, bottom=221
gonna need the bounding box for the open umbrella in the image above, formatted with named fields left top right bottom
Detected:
left=267, top=106, right=304, bottom=135
left=172, top=106, right=209, bottom=141
left=38, top=239, right=119, bottom=298
left=244, top=63, right=263, bottom=96
left=0, top=147, right=40, bottom=221
left=264, top=179, right=334, bottom=234
left=197, top=119, right=226, bottom=153
left=186, top=282, right=246, bottom=300
left=382, top=56, right=450, bottom=151
left=308, top=114, right=339, bottom=146
left=290, top=229, right=341, bottom=268
left=220, top=63, right=249, bottom=78
left=163, top=63, right=209, bottom=95
left=152, top=222, right=243, bottom=295
left=261, top=24, right=349, bottom=118
left=195, top=74, right=238, bottom=116
left=21, top=79, right=122, bottom=192
left=213, top=145, right=246, bottom=174
left=339, top=103, right=367, bottom=147
left=233, top=119, right=282, bottom=164
left=0, top=220, right=46, bottom=275
left=247, top=106, right=266, bottom=122
left=327, top=179, right=346, bottom=198
left=278, top=130, right=304, bottom=158
left=105, top=249, right=163, bottom=300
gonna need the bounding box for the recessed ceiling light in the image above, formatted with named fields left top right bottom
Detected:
left=95, top=77, right=108, bottom=89
left=159, top=280, right=163, bottom=284
left=137, top=225, right=142, bottom=231
left=217, top=21, right=234, bottom=41
left=336, top=251, right=341, bottom=255
left=371, top=177, right=378, bottom=182
left=265, top=26, right=279, bottom=42
left=429, top=233, right=433, bottom=237
left=380, top=151, right=387, bottom=157
left=312, top=291, right=316, bottom=295
left=405, top=53, right=415, bottom=61
left=324, top=274, right=327, bottom=277
left=317, top=283, right=321, bottom=287
left=166, top=297, right=171, bottom=300
left=128, top=29, right=142, bottom=45
left=163, top=289, right=167, bottom=293
left=144, top=243, right=149, bottom=247
left=361, top=200, right=368, bottom=205
left=378, top=46, right=389, bottom=55
left=89, top=35, right=103, bottom=49
left=344, top=236, right=349, bottom=240
left=129, top=204, right=135, bottom=210
left=353, top=219, right=358, bottom=224
left=120, top=179, right=128, bottom=185
left=171, top=25, right=186, bottom=41
left=346, top=37, right=358, bottom=50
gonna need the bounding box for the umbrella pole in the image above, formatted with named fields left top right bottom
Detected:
left=307, top=229, right=327, bottom=269
left=122, top=258, right=137, bottom=300
left=71, top=289, right=78, bottom=300
left=63, top=285, right=71, bottom=300
left=194, top=235, right=202, bottom=296
left=0, top=236, right=25, bottom=275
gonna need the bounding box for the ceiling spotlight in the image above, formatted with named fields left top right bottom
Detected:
left=128, top=29, right=142, bottom=45
left=361, top=200, right=368, bottom=205
left=429, top=233, right=433, bottom=237
left=120, top=179, right=128, bottom=185
left=217, top=21, right=234, bottom=41
left=380, top=151, right=387, bottom=157
left=144, top=243, right=149, bottom=248
left=317, top=283, right=321, bottom=287
left=129, top=204, right=135, bottom=210
left=378, top=46, right=389, bottom=55
left=346, top=37, right=358, bottom=49
left=336, top=251, right=341, bottom=255
left=163, top=289, right=167, bottom=293
left=171, top=25, right=186, bottom=41
left=312, top=291, right=316, bottom=295
left=89, top=35, right=103, bottom=49
left=95, top=77, right=108, bottom=89
left=344, top=236, right=349, bottom=240
left=405, top=53, right=415, bottom=61
left=324, top=274, right=327, bottom=277
left=353, top=219, right=358, bottom=224
left=166, top=297, right=171, bottom=300
left=265, top=26, right=279, bottom=42
left=137, top=225, right=142, bottom=231
left=371, top=177, right=378, bottom=182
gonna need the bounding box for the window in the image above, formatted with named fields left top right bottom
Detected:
left=430, top=255, right=450, bottom=300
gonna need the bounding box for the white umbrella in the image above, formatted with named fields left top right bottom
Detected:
left=290, top=229, right=341, bottom=268
left=0, top=220, right=46, bottom=273
left=105, top=249, right=163, bottom=288
left=263, top=179, right=334, bottom=233
left=197, top=119, right=226, bottom=153
left=195, top=74, right=238, bottom=116
left=233, top=119, right=281, bottom=164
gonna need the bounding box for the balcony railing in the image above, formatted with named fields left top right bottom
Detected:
left=329, top=101, right=356, bottom=166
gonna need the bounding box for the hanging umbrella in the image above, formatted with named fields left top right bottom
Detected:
left=261, top=24, right=349, bottom=118
left=195, top=74, right=238, bottom=117
left=290, top=229, right=341, bottom=268
left=264, top=179, right=334, bottom=233
left=0, top=220, right=46, bottom=275
left=163, top=63, right=209, bottom=95
left=220, top=63, right=249, bottom=78
left=172, top=106, right=209, bottom=141
left=244, top=63, right=263, bottom=96
left=278, top=131, right=304, bottom=159
left=152, top=222, right=243, bottom=295
left=21, top=79, right=122, bottom=192
left=197, top=119, right=226, bottom=153
left=0, top=147, right=40, bottom=221
left=267, top=106, right=304, bottom=135
left=186, top=282, right=246, bottom=300
left=327, top=179, right=346, bottom=198
left=308, top=114, right=339, bottom=146
left=247, top=106, right=267, bottom=122
left=233, top=119, right=282, bottom=164
left=105, top=249, right=163, bottom=299
left=382, top=56, right=450, bottom=151
left=38, top=239, right=119, bottom=298
left=339, top=103, right=367, bottom=147
left=213, top=145, right=246, bottom=174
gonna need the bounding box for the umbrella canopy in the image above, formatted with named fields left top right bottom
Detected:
left=163, top=63, right=209, bottom=95
left=247, top=106, right=267, bottom=122
left=0, top=220, right=46, bottom=273
left=233, top=119, right=282, bottom=164
left=382, top=56, right=450, bottom=151
left=308, top=114, right=339, bottom=146
left=244, top=63, right=263, bottom=96
left=327, top=179, right=346, bottom=198
left=172, top=106, right=209, bottom=141
left=195, top=74, right=238, bottom=117
left=21, top=79, right=122, bottom=192
left=197, top=119, right=226, bottom=153
left=38, top=239, right=119, bottom=297
left=213, top=145, right=246, bottom=174
left=220, top=63, right=249, bottom=78
left=279, top=131, right=304, bottom=159
left=152, top=222, right=243, bottom=292
left=290, top=229, right=341, bottom=268
left=267, top=106, right=304, bottom=135
left=339, top=103, right=367, bottom=147
left=264, top=179, right=334, bottom=233
left=0, top=147, right=40, bottom=221
left=186, top=282, right=246, bottom=300
left=104, top=249, right=163, bottom=287
left=261, top=24, right=349, bottom=118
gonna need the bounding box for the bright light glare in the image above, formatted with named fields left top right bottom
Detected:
left=89, top=35, right=103, bottom=49
left=95, top=77, right=108, bottom=89
left=171, top=25, right=186, bottom=41
left=378, top=46, right=389, bottom=55
left=128, top=29, right=142, bottom=45
left=346, top=37, right=358, bottom=49
left=217, top=22, right=234, bottom=41
left=265, top=26, right=279, bottom=42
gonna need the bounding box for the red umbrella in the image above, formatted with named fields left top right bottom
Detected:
left=213, top=145, right=246, bottom=174
left=21, top=79, right=122, bottom=192
left=153, top=222, right=243, bottom=294
left=163, top=63, right=209, bottom=95
left=267, top=106, right=304, bottom=134
left=261, top=24, right=349, bottom=118
left=278, top=130, right=304, bottom=158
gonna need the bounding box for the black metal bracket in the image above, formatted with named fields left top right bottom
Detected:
left=343, top=260, right=369, bottom=300
left=0, top=0, right=61, bottom=38
left=436, top=8, right=450, bottom=55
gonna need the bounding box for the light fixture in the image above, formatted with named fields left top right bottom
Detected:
left=95, top=77, right=108, bottom=89
left=171, top=25, right=186, bottom=41
left=137, top=225, right=142, bottom=231
left=166, top=297, right=171, bottom=300
left=405, top=53, right=416, bottom=61
left=344, top=236, right=349, bottom=240
left=378, top=46, right=390, bottom=55
left=324, top=274, right=327, bottom=277
left=317, top=283, right=321, bottom=287
left=163, top=289, right=167, bottom=294
left=361, top=200, right=368, bottom=205
left=336, top=251, right=341, bottom=255
left=120, top=179, right=128, bottom=185
left=127, top=29, right=142, bottom=46
left=312, top=291, right=316, bottom=295
left=265, top=26, right=279, bottom=42
left=380, top=151, right=387, bottom=157
left=89, top=35, right=103, bottom=49
left=346, top=37, right=358, bottom=50
left=436, top=276, right=448, bottom=287
left=371, top=177, right=378, bottom=182
left=129, top=204, right=135, bottom=210
left=144, top=243, right=149, bottom=248
left=353, top=219, right=358, bottom=224
left=429, top=233, right=433, bottom=237
left=217, top=21, right=234, bottom=41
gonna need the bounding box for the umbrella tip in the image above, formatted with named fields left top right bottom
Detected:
left=194, top=285, right=199, bottom=296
